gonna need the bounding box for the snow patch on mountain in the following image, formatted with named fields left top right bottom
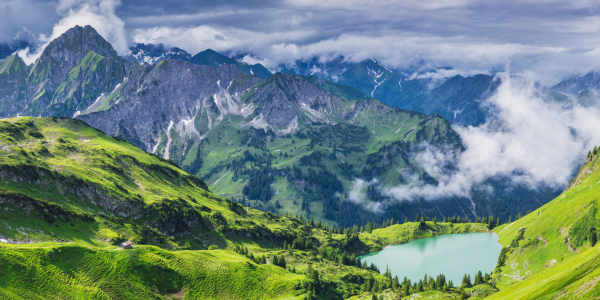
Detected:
left=162, top=120, right=174, bottom=159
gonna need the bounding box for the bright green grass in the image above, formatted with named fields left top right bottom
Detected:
left=0, top=117, right=492, bottom=300
left=0, top=117, right=230, bottom=215
left=486, top=245, right=600, bottom=299
left=0, top=244, right=304, bottom=300
left=198, top=111, right=457, bottom=224
left=485, top=152, right=600, bottom=298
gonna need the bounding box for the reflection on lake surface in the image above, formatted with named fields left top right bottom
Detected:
left=359, top=233, right=502, bottom=284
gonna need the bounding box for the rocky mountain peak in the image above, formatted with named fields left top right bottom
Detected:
left=12, top=25, right=132, bottom=119
left=125, top=43, right=191, bottom=64
left=39, top=25, right=118, bottom=63
left=29, top=25, right=120, bottom=86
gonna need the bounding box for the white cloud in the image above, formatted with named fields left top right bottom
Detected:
left=348, top=178, right=384, bottom=213
left=129, top=22, right=600, bottom=84
left=5, top=0, right=600, bottom=83
left=383, top=73, right=600, bottom=201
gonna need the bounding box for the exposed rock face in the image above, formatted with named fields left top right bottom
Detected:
left=32, top=25, right=119, bottom=83
left=0, top=25, right=560, bottom=227
left=0, top=25, right=132, bottom=118
left=0, top=55, right=28, bottom=116
left=245, top=72, right=340, bottom=128
left=78, top=60, right=262, bottom=151
left=0, top=24, right=470, bottom=156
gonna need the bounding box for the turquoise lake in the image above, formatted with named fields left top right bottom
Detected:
left=358, top=233, right=502, bottom=284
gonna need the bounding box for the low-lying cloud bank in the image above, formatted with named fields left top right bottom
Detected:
left=352, top=73, right=600, bottom=209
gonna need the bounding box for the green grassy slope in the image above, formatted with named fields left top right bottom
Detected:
left=0, top=116, right=495, bottom=299
left=0, top=245, right=302, bottom=300
left=0, top=117, right=306, bottom=299
left=302, top=75, right=371, bottom=101
left=0, top=117, right=235, bottom=245
left=174, top=108, right=464, bottom=227
left=486, top=149, right=600, bottom=299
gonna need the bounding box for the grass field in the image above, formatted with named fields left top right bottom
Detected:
left=0, top=245, right=304, bottom=300
left=5, top=116, right=598, bottom=299
left=0, top=117, right=489, bottom=299
left=485, top=149, right=600, bottom=299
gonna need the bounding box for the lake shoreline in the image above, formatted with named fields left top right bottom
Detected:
left=358, top=232, right=503, bottom=284
left=354, top=221, right=492, bottom=256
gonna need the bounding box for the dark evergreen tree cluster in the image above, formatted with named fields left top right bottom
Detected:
left=271, top=254, right=287, bottom=269
left=286, top=164, right=343, bottom=218
left=240, top=167, right=275, bottom=202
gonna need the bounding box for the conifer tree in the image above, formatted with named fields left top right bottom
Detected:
left=488, top=216, right=495, bottom=229
left=362, top=278, right=372, bottom=293
left=475, top=271, right=483, bottom=285
left=371, top=280, right=379, bottom=293
left=279, top=256, right=287, bottom=269
left=462, top=273, right=471, bottom=288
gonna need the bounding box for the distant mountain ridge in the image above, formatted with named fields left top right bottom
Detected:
left=0, top=25, right=132, bottom=119
left=279, top=56, right=498, bottom=125
left=124, top=43, right=272, bottom=79
left=124, top=44, right=497, bottom=125
left=124, top=42, right=191, bottom=64
left=0, top=25, right=558, bottom=227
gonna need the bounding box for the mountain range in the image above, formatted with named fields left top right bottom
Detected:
left=0, top=116, right=597, bottom=299
left=0, top=25, right=562, bottom=228
left=125, top=43, right=271, bottom=79
left=127, top=44, right=498, bottom=126
left=279, top=57, right=499, bottom=126
left=0, top=24, right=600, bottom=299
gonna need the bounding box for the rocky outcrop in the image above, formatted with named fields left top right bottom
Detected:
left=0, top=26, right=132, bottom=118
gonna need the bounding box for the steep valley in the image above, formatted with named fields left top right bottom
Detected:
left=0, top=25, right=558, bottom=228
left=1, top=2, right=600, bottom=299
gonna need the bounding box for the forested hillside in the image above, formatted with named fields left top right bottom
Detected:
left=0, top=25, right=557, bottom=230
left=0, top=116, right=495, bottom=299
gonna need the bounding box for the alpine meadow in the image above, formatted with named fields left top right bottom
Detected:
left=1, top=1, right=600, bottom=299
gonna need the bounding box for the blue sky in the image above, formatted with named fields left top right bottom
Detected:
left=2, top=0, right=600, bottom=83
